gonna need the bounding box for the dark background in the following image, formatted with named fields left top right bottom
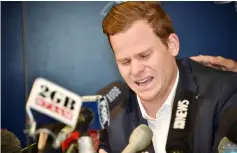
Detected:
left=2, top=1, right=237, bottom=147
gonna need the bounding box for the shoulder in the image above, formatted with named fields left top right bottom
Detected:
left=180, top=57, right=236, bottom=81
left=179, top=58, right=237, bottom=94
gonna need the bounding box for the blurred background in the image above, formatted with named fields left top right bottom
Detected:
left=1, top=1, right=237, bottom=147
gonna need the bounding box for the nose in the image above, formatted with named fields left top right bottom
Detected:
left=130, top=59, right=145, bottom=77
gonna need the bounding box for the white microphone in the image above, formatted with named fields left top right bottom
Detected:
left=37, top=131, right=48, bottom=150
left=25, top=78, right=83, bottom=149
left=122, top=124, right=153, bottom=153
left=53, top=125, right=74, bottom=148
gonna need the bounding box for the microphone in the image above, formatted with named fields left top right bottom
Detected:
left=166, top=90, right=198, bottom=153
left=25, top=78, right=83, bottom=150
left=78, top=136, right=96, bottom=153
left=53, top=125, right=75, bottom=148
left=80, top=95, right=108, bottom=130
left=36, top=107, right=90, bottom=151
left=60, top=106, right=100, bottom=152
left=62, top=81, right=126, bottom=152
left=36, top=122, right=66, bottom=151
left=96, top=81, right=127, bottom=110
left=61, top=131, right=80, bottom=152
left=26, top=78, right=83, bottom=128
left=27, top=79, right=126, bottom=151
left=79, top=81, right=127, bottom=130
left=122, top=124, right=153, bottom=153
left=38, top=131, right=48, bottom=150
left=61, top=130, right=100, bottom=153
left=88, top=130, right=100, bottom=151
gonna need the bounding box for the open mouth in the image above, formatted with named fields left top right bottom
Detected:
left=135, top=77, right=154, bottom=86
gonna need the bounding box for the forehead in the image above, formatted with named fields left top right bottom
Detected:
left=110, top=20, right=158, bottom=57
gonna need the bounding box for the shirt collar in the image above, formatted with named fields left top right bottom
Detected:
left=137, top=70, right=179, bottom=120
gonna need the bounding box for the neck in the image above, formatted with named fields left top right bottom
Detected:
left=141, top=67, right=178, bottom=118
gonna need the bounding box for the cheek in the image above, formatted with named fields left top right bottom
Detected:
left=118, top=66, right=130, bottom=80
left=148, top=54, right=170, bottom=79
left=148, top=56, right=163, bottom=73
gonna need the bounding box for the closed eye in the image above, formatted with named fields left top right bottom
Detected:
left=117, top=59, right=131, bottom=66
left=121, top=59, right=131, bottom=65
left=139, top=51, right=151, bottom=59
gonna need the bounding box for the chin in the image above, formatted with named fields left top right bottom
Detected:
left=137, top=92, right=157, bottom=102
left=137, top=86, right=161, bottom=101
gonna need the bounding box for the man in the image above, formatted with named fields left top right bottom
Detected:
left=99, top=2, right=237, bottom=153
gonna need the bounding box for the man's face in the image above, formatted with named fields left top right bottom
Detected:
left=110, top=20, right=179, bottom=102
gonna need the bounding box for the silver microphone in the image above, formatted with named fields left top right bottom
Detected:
left=78, top=136, right=96, bottom=153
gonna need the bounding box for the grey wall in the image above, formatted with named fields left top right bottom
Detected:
left=2, top=1, right=237, bottom=147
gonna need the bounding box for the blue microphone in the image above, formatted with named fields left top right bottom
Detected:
left=79, top=81, right=127, bottom=131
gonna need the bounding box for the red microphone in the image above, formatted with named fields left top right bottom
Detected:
left=61, top=131, right=80, bottom=152
left=88, top=130, right=100, bottom=151
left=61, top=130, right=100, bottom=152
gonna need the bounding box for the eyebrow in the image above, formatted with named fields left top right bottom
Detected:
left=116, top=58, right=130, bottom=63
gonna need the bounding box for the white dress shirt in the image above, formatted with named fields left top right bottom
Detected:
left=137, top=70, right=179, bottom=153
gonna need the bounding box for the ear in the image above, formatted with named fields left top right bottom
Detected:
left=167, top=33, right=180, bottom=56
